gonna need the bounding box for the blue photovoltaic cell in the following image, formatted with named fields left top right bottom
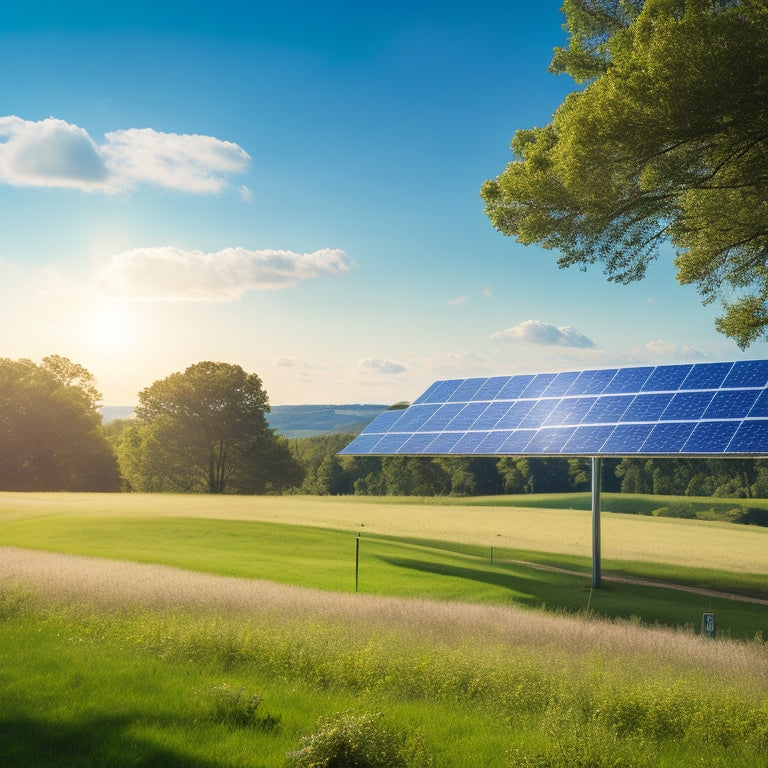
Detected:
left=400, top=433, right=438, bottom=453
left=681, top=362, right=732, bottom=390
left=585, top=395, right=634, bottom=424
left=497, top=375, right=535, bottom=400
left=704, top=390, right=759, bottom=420
left=414, top=379, right=462, bottom=404
left=723, top=360, right=768, bottom=389
left=366, top=409, right=406, bottom=433
left=452, top=431, right=491, bottom=453
left=428, top=432, right=463, bottom=453
left=567, top=368, right=617, bottom=396
left=525, top=427, right=577, bottom=453
left=544, top=396, right=597, bottom=426
left=472, top=402, right=512, bottom=430
left=564, top=425, right=616, bottom=454
left=620, top=393, right=673, bottom=422
left=375, top=433, right=410, bottom=453
left=518, top=399, right=560, bottom=428
left=448, top=379, right=485, bottom=402
left=540, top=370, right=580, bottom=398
left=749, top=389, right=768, bottom=418
left=344, top=433, right=384, bottom=453
left=420, top=403, right=465, bottom=431
left=683, top=421, right=739, bottom=453
left=472, top=376, right=510, bottom=401
left=495, top=400, right=536, bottom=428
left=520, top=373, right=558, bottom=399
left=500, top=430, right=536, bottom=452
left=339, top=360, right=768, bottom=457
left=476, top=431, right=514, bottom=453
left=642, top=422, right=696, bottom=453
left=392, top=404, right=441, bottom=431
left=446, top=402, right=490, bottom=430
left=603, top=366, right=653, bottom=394
left=661, top=391, right=715, bottom=421
left=602, top=423, right=654, bottom=453
left=728, top=421, right=768, bottom=453
left=641, top=364, right=692, bottom=392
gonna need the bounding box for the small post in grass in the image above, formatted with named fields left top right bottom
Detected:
left=355, top=533, right=360, bottom=593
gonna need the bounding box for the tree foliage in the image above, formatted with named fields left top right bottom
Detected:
left=119, top=361, right=304, bottom=494
left=481, top=0, right=768, bottom=346
left=0, top=356, right=120, bottom=491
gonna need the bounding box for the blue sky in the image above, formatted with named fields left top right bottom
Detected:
left=2, top=1, right=763, bottom=406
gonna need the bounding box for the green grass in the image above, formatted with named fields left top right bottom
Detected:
left=2, top=497, right=768, bottom=637
left=4, top=492, right=768, bottom=766
left=3, top=584, right=768, bottom=768
left=466, top=490, right=768, bottom=519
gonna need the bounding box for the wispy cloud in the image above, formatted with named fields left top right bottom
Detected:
left=273, top=356, right=324, bottom=370
left=630, top=339, right=707, bottom=362
left=97, top=246, right=356, bottom=301
left=447, top=295, right=467, bottom=306
left=358, top=357, right=406, bottom=375
left=490, top=319, right=597, bottom=349
left=0, top=116, right=249, bottom=193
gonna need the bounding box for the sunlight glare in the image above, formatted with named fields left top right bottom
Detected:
left=84, top=301, right=139, bottom=354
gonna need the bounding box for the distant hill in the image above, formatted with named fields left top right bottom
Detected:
left=100, top=404, right=388, bottom=439
left=101, top=406, right=136, bottom=423
left=265, top=404, right=388, bottom=438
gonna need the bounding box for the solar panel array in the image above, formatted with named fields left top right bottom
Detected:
left=339, top=360, right=768, bottom=458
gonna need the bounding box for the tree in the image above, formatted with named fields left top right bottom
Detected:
left=125, top=361, right=304, bottom=494
left=0, top=357, right=120, bottom=491
left=481, top=0, right=768, bottom=346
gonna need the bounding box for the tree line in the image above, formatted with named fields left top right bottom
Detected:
left=295, top=433, right=768, bottom=500
left=3, top=355, right=767, bottom=500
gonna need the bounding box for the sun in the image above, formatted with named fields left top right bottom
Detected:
left=83, top=301, right=139, bottom=354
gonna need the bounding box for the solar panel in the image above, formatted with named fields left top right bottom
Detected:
left=339, top=361, right=768, bottom=457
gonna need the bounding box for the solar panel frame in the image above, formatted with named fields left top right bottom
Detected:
left=339, top=361, right=768, bottom=458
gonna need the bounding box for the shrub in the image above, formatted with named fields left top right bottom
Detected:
left=734, top=507, right=768, bottom=527
left=287, top=711, right=432, bottom=768
left=651, top=501, right=697, bottom=519
left=207, top=683, right=280, bottom=731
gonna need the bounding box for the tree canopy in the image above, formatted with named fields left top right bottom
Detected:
left=120, top=361, right=304, bottom=494
left=481, top=0, right=768, bottom=346
left=0, top=356, right=120, bottom=491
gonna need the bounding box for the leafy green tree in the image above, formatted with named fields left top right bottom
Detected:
left=124, top=361, right=303, bottom=494
left=481, top=0, right=768, bottom=346
left=0, top=357, right=120, bottom=491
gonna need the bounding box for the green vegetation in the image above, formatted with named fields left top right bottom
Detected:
left=2, top=492, right=768, bottom=636
left=3, top=492, right=768, bottom=765
left=0, top=356, right=120, bottom=491
left=481, top=0, right=768, bottom=347
left=3, top=566, right=768, bottom=767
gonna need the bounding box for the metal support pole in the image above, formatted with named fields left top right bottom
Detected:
left=592, top=456, right=602, bottom=589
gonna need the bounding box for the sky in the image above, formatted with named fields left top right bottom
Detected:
left=2, top=1, right=766, bottom=407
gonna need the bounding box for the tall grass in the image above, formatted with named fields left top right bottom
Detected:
left=4, top=493, right=768, bottom=765
left=3, top=558, right=768, bottom=767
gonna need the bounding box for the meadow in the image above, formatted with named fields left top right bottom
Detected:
left=2, top=492, right=768, bottom=767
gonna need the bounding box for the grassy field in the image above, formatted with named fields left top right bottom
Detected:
left=2, top=492, right=768, bottom=767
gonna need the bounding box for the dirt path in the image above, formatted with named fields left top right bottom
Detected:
left=498, top=556, right=768, bottom=606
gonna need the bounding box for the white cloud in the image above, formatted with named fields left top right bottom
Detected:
left=0, top=116, right=249, bottom=193
left=448, top=295, right=467, bottom=306
left=630, top=340, right=707, bottom=362
left=273, top=356, right=323, bottom=370
left=358, top=357, right=406, bottom=375
left=97, top=246, right=356, bottom=301
left=490, top=319, right=597, bottom=349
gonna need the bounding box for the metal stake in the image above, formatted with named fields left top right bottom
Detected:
left=592, top=456, right=602, bottom=588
